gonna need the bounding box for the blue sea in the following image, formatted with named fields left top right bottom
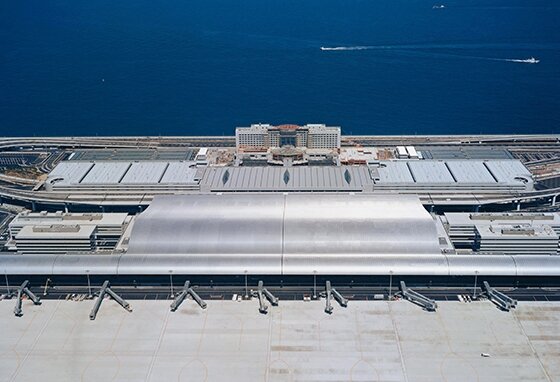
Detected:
left=1, top=0, right=559, bottom=136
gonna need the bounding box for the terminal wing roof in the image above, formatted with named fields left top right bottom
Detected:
left=120, top=162, right=168, bottom=184
left=80, top=162, right=131, bottom=184
left=445, top=161, right=497, bottom=183
left=47, top=161, right=93, bottom=185
left=45, top=159, right=533, bottom=192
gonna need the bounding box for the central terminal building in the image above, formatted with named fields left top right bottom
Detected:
left=235, top=123, right=341, bottom=151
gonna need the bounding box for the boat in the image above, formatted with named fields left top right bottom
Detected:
left=511, top=57, right=540, bottom=64
left=526, top=57, right=540, bottom=64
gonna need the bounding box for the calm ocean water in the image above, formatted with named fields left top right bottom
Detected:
left=1, top=0, right=559, bottom=136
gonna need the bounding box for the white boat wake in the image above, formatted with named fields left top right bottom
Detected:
left=319, top=46, right=540, bottom=63
left=505, top=57, right=540, bottom=64
left=320, top=46, right=373, bottom=51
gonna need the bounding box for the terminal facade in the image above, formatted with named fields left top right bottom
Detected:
left=235, top=123, right=341, bottom=151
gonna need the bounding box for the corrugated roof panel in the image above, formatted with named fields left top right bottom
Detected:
left=446, top=161, right=496, bottom=183
left=377, top=161, right=415, bottom=183
left=245, top=168, right=254, bottom=188
left=355, top=167, right=369, bottom=187
left=256, top=167, right=267, bottom=190
left=275, top=168, right=282, bottom=188
left=408, top=161, right=455, bottom=183
left=302, top=167, right=311, bottom=188
left=80, top=162, right=131, bottom=184
left=48, top=162, right=94, bottom=185
left=120, top=162, right=168, bottom=184
left=197, top=166, right=372, bottom=191
left=332, top=167, right=342, bottom=189
left=237, top=167, right=246, bottom=189
left=310, top=168, right=318, bottom=189
left=485, top=160, right=532, bottom=183
left=230, top=167, right=242, bottom=189
left=160, top=162, right=199, bottom=184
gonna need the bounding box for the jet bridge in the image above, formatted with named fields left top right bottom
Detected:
left=482, top=281, right=518, bottom=311
left=252, top=281, right=278, bottom=314
left=13, top=280, right=41, bottom=317
left=322, top=281, right=348, bottom=314
left=89, top=280, right=132, bottom=320
left=170, top=281, right=207, bottom=311
left=399, top=281, right=437, bottom=311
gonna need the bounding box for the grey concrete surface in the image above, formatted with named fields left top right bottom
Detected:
left=1, top=299, right=559, bottom=382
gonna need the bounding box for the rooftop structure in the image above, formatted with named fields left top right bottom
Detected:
left=159, top=161, right=200, bottom=184
left=370, top=159, right=533, bottom=192
left=45, top=158, right=534, bottom=195
left=339, top=147, right=378, bottom=165
left=199, top=166, right=374, bottom=192
left=46, top=161, right=203, bottom=192
left=47, top=161, right=94, bottom=184
left=14, top=224, right=96, bottom=254
left=442, top=212, right=560, bottom=253
left=120, top=162, right=168, bottom=184
left=8, top=211, right=130, bottom=252
left=476, top=224, right=559, bottom=255
left=68, top=148, right=197, bottom=161
left=80, top=161, right=131, bottom=184
left=446, top=161, right=497, bottom=183
left=416, top=145, right=514, bottom=160
left=408, top=161, right=455, bottom=183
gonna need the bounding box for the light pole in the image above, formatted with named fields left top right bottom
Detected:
left=169, top=270, right=174, bottom=298
left=244, top=270, right=248, bottom=299
left=388, top=271, right=393, bottom=300
left=4, top=271, right=10, bottom=297
left=313, top=271, right=317, bottom=299
left=86, top=270, right=92, bottom=298
left=473, top=270, right=479, bottom=299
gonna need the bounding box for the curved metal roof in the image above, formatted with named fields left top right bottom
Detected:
left=3, top=254, right=560, bottom=276
left=446, top=255, right=516, bottom=276
left=282, top=254, right=450, bottom=275
left=126, top=194, right=442, bottom=275
left=129, top=193, right=286, bottom=256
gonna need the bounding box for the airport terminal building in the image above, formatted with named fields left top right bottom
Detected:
left=1, top=132, right=560, bottom=381
left=235, top=123, right=341, bottom=151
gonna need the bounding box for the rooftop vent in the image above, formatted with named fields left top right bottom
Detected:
left=344, top=169, right=352, bottom=184
left=222, top=169, right=230, bottom=185
left=283, top=170, right=290, bottom=185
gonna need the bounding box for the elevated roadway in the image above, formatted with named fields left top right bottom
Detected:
left=0, top=136, right=558, bottom=210
left=1, top=134, right=559, bottom=151
left=1, top=182, right=559, bottom=210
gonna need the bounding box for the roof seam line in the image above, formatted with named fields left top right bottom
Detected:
left=281, top=193, right=287, bottom=276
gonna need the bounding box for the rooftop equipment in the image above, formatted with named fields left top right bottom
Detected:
left=396, top=146, right=408, bottom=159
left=406, top=146, right=418, bottom=159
